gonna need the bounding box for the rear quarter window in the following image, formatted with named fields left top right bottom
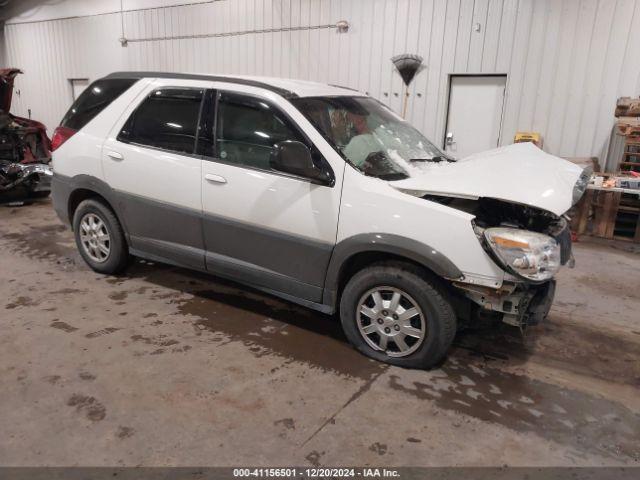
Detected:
left=61, top=78, right=137, bottom=130
left=117, top=88, right=204, bottom=155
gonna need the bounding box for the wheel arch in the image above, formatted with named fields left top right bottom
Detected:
left=58, top=174, right=127, bottom=236
left=322, top=234, right=464, bottom=308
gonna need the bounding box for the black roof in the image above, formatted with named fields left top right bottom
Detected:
left=104, top=71, right=298, bottom=99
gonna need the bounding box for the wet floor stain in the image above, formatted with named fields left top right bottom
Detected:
left=305, top=450, right=324, bottom=467
left=109, top=291, right=128, bottom=301
left=167, top=286, right=386, bottom=381
left=388, top=354, right=640, bottom=462
left=66, top=394, right=106, bottom=421
left=274, top=418, right=296, bottom=430
left=85, top=327, right=121, bottom=339
left=43, top=375, right=61, bottom=384
left=116, top=426, right=135, bottom=439
left=130, top=334, right=180, bottom=347
left=5, top=296, right=39, bottom=309
left=454, top=318, right=640, bottom=387
left=369, top=442, right=388, bottom=455
left=79, top=372, right=96, bottom=381
left=50, top=321, right=78, bottom=333
left=50, top=288, right=87, bottom=295
left=575, top=273, right=640, bottom=301
left=0, top=222, right=79, bottom=269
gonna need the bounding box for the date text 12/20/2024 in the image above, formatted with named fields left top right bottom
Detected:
left=233, top=468, right=400, bottom=478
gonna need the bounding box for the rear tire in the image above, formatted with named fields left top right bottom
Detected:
left=72, top=199, right=128, bottom=274
left=339, top=262, right=457, bottom=369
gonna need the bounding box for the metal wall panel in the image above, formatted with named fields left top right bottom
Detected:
left=4, top=0, right=640, bottom=160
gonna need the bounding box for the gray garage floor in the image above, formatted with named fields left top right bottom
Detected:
left=1, top=200, right=639, bottom=467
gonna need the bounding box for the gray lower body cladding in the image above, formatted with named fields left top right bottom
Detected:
left=52, top=173, right=465, bottom=314
left=52, top=173, right=333, bottom=308
left=122, top=191, right=334, bottom=303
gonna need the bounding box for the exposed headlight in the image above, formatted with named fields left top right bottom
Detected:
left=573, top=167, right=592, bottom=205
left=484, top=228, right=561, bottom=282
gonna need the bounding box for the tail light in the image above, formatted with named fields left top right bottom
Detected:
left=51, top=126, right=77, bottom=151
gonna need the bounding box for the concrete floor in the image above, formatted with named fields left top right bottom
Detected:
left=1, top=199, right=639, bottom=467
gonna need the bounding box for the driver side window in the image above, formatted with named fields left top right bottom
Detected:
left=118, top=88, right=204, bottom=155
left=214, top=92, right=307, bottom=171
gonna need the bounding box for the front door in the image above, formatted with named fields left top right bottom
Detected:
left=444, top=75, right=507, bottom=159
left=200, top=90, right=341, bottom=303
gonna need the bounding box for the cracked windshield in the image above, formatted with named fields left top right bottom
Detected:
left=293, top=96, right=451, bottom=180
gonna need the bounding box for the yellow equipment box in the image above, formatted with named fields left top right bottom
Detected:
left=514, top=131, right=543, bottom=148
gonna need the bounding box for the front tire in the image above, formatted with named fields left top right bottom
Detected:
left=72, top=199, right=128, bottom=274
left=339, top=262, right=457, bottom=369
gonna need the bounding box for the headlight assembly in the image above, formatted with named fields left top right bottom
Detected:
left=484, top=228, right=561, bottom=282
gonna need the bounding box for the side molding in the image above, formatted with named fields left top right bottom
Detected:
left=322, top=233, right=464, bottom=306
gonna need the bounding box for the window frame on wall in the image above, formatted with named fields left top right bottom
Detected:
left=68, top=78, right=90, bottom=102
left=117, top=87, right=205, bottom=157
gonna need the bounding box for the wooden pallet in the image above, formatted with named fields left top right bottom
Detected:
left=619, top=137, right=640, bottom=171
left=572, top=188, right=640, bottom=243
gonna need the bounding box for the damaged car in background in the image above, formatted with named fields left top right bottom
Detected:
left=0, top=68, right=52, bottom=201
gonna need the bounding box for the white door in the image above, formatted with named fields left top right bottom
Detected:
left=444, top=75, right=506, bottom=159
left=201, top=90, right=341, bottom=303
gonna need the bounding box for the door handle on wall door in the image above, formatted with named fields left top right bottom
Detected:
left=106, top=151, right=124, bottom=160
left=445, top=132, right=454, bottom=146
left=205, top=173, right=227, bottom=184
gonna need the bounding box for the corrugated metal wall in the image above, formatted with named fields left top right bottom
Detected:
left=4, top=0, right=640, bottom=159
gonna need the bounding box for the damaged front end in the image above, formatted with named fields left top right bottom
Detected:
left=429, top=195, right=572, bottom=328
left=453, top=278, right=556, bottom=328
left=0, top=68, right=52, bottom=201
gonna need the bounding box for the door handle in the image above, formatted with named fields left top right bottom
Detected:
left=205, top=173, right=227, bottom=184
left=106, top=150, right=124, bottom=161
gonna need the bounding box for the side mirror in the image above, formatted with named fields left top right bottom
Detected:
left=270, top=140, right=332, bottom=185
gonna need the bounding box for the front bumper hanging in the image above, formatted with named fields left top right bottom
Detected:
left=455, top=279, right=557, bottom=328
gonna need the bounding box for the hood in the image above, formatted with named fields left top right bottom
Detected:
left=0, top=68, right=22, bottom=113
left=390, top=142, right=585, bottom=216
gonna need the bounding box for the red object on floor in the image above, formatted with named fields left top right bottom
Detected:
left=571, top=230, right=579, bottom=242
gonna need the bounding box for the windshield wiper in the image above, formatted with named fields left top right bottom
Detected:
left=409, top=155, right=456, bottom=163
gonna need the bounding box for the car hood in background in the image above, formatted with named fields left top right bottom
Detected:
left=0, top=68, right=22, bottom=113
left=390, top=142, right=584, bottom=216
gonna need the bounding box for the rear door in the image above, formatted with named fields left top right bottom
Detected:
left=102, top=80, right=206, bottom=270
left=199, top=89, right=341, bottom=303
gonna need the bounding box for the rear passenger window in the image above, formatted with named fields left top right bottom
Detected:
left=119, top=88, right=203, bottom=155
left=61, top=78, right=137, bottom=131
left=215, top=92, right=306, bottom=170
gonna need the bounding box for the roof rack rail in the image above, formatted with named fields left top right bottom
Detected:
left=103, top=71, right=298, bottom=98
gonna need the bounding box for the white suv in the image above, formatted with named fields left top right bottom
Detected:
left=51, top=72, right=588, bottom=368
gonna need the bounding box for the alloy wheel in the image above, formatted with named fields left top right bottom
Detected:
left=356, top=286, right=426, bottom=357
left=79, top=213, right=111, bottom=263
